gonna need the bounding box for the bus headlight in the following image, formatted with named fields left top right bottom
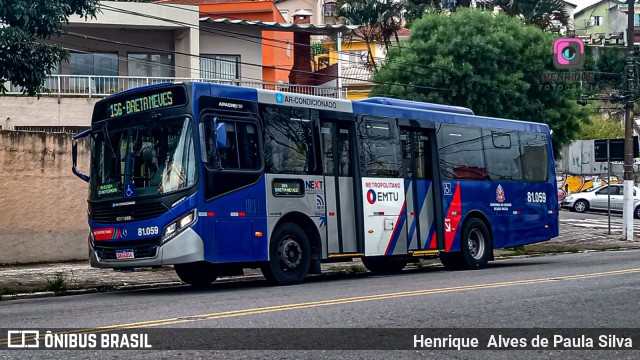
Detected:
left=162, top=209, right=197, bottom=243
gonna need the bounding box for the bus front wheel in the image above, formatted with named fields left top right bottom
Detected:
left=261, top=223, right=310, bottom=286
left=174, top=261, right=219, bottom=286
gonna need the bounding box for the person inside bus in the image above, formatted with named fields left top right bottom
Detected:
left=158, top=159, right=185, bottom=193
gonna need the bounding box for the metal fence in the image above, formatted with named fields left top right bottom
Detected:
left=7, top=75, right=346, bottom=99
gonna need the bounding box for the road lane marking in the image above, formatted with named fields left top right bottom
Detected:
left=3, top=267, right=640, bottom=344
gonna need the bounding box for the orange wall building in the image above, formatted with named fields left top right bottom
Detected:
left=161, top=0, right=293, bottom=83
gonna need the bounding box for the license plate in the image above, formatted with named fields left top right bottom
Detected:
left=116, top=249, right=135, bottom=259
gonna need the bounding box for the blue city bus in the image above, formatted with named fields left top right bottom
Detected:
left=72, top=81, right=559, bottom=285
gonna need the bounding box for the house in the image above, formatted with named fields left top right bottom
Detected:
left=615, top=1, right=640, bottom=45
left=1, top=1, right=353, bottom=130
left=574, top=0, right=625, bottom=46
left=315, top=28, right=411, bottom=100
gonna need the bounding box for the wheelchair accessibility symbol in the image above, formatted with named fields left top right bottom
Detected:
left=443, top=182, right=452, bottom=196
left=125, top=184, right=135, bottom=197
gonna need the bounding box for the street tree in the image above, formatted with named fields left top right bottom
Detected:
left=576, top=114, right=625, bottom=140
left=371, top=9, right=588, bottom=154
left=0, top=0, right=99, bottom=96
left=336, top=0, right=407, bottom=68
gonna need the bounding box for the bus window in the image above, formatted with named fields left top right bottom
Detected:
left=358, top=117, right=402, bottom=177
left=483, top=130, right=522, bottom=181
left=519, top=132, right=549, bottom=182
left=204, top=120, right=260, bottom=171
left=262, top=105, right=318, bottom=175
left=436, top=123, right=486, bottom=180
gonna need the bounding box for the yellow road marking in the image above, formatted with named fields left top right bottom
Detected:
left=3, top=267, right=640, bottom=344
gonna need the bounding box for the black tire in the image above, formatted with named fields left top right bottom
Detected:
left=361, top=257, right=408, bottom=274
left=573, top=199, right=588, bottom=213
left=261, top=223, right=310, bottom=285
left=174, top=261, right=219, bottom=286
left=439, top=252, right=465, bottom=270
left=635, top=206, right=640, bottom=219
left=459, top=218, right=492, bottom=270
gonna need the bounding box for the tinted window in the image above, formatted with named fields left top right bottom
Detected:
left=520, top=132, right=549, bottom=182
left=262, top=105, right=318, bottom=175
left=211, top=121, right=260, bottom=171
left=437, top=124, right=486, bottom=180
left=358, top=117, right=402, bottom=177
left=483, top=129, right=522, bottom=181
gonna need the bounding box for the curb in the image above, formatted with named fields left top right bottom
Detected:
left=3, top=248, right=639, bottom=301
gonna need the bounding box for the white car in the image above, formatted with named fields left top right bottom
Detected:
left=561, top=184, right=640, bottom=218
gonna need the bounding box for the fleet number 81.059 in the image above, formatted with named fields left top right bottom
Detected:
left=138, top=226, right=159, bottom=236
left=527, top=192, right=546, bottom=203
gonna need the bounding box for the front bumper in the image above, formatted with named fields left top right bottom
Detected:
left=561, top=198, right=576, bottom=208
left=89, top=228, right=204, bottom=268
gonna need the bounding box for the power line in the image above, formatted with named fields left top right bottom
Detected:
left=64, top=31, right=451, bottom=92
left=52, top=41, right=431, bottom=99
left=98, top=3, right=454, bottom=78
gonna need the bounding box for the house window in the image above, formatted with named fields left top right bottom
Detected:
left=635, top=14, right=640, bottom=27
left=127, top=53, right=174, bottom=77
left=68, top=52, right=118, bottom=76
left=200, top=55, right=240, bottom=80
left=590, top=16, right=602, bottom=26
left=324, top=2, right=336, bottom=17
left=345, top=50, right=369, bottom=65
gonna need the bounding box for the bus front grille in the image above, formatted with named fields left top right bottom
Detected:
left=91, top=203, right=168, bottom=223
left=94, top=237, right=161, bottom=260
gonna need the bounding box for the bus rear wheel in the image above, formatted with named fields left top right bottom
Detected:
left=460, top=218, right=491, bottom=269
left=174, top=261, right=219, bottom=286
left=440, top=218, right=492, bottom=270
left=361, top=257, right=408, bottom=274
left=261, top=223, right=310, bottom=286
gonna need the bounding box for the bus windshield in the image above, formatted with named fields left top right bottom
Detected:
left=89, top=116, right=197, bottom=201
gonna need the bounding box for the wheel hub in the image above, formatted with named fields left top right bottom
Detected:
left=278, top=238, right=302, bottom=269
left=468, top=229, right=485, bottom=260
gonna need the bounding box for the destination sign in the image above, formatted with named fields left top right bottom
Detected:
left=100, top=85, right=188, bottom=120
left=272, top=179, right=304, bottom=197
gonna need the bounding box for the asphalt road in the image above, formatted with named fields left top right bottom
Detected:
left=1, top=250, right=640, bottom=359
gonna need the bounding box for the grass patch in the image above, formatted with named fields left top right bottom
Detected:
left=96, top=284, right=117, bottom=293
left=329, top=264, right=367, bottom=274
left=44, top=274, right=67, bottom=294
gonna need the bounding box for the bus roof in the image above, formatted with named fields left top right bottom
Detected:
left=358, top=97, right=475, bottom=115
left=99, top=82, right=550, bottom=134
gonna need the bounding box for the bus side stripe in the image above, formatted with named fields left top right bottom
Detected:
left=384, top=201, right=406, bottom=255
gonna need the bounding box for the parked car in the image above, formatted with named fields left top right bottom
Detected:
left=561, top=184, right=640, bottom=218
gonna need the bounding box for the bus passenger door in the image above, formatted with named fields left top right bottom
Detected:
left=401, top=128, right=438, bottom=251
left=320, top=120, right=359, bottom=254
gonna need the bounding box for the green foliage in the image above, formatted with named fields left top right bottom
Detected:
left=45, top=274, right=67, bottom=294
left=0, top=0, right=99, bottom=96
left=491, top=0, right=571, bottom=30
left=371, top=9, right=588, bottom=155
left=311, top=42, right=327, bottom=57
left=576, top=115, right=624, bottom=140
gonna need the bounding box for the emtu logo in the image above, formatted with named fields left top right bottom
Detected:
left=366, top=189, right=377, bottom=204
left=553, top=38, right=584, bottom=69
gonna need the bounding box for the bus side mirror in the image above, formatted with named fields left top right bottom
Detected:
left=216, top=122, right=227, bottom=149
left=72, top=129, right=91, bottom=182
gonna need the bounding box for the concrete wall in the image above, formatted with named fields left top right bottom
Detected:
left=0, top=97, right=97, bottom=129
left=0, top=131, right=91, bottom=264
left=556, top=139, right=640, bottom=180
left=200, top=23, right=263, bottom=82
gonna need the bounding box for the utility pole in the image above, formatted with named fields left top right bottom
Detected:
left=623, top=0, right=636, bottom=241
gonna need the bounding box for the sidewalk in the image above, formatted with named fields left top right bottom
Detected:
left=2, top=220, right=640, bottom=300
